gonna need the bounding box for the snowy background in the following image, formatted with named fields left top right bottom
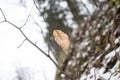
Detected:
left=0, top=0, right=120, bottom=80
left=0, top=0, right=56, bottom=80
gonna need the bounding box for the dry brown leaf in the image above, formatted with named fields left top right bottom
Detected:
left=53, top=29, right=70, bottom=51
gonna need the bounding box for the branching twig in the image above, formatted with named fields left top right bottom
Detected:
left=0, top=5, right=72, bottom=80
left=6, top=19, right=63, bottom=73
left=20, top=4, right=34, bottom=29
left=0, top=7, right=60, bottom=71
left=17, top=39, right=26, bottom=48
left=0, top=8, right=7, bottom=21
left=0, top=0, right=73, bottom=78
left=0, top=8, right=6, bottom=23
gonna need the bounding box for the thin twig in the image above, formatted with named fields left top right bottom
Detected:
left=0, top=20, right=6, bottom=23
left=17, top=39, right=26, bottom=48
left=6, top=20, right=20, bottom=29
left=33, top=0, right=51, bottom=55
left=20, top=3, right=34, bottom=28
left=0, top=7, right=59, bottom=68
left=33, top=0, right=49, bottom=28
left=1, top=7, right=64, bottom=75
left=6, top=20, right=63, bottom=72
left=0, top=4, right=72, bottom=80
left=0, top=8, right=7, bottom=20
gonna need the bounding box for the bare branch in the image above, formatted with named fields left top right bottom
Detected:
left=6, top=20, right=20, bottom=29
left=33, top=0, right=51, bottom=52
left=17, top=39, right=26, bottom=48
left=0, top=7, right=66, bottom=78
left=0, top=3, right=72, bottom=79
left=33, top=0, right=49, bottom=27
left=20, top=4, right=34, bottom=29
left=0, top=20, right=6, bottom=23
left=6, top=16, right=63, bottom=74
left=0, top=8, right=7, bottom=21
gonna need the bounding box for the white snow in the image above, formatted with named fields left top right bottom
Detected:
left=0, top=0, right=56, bottom=80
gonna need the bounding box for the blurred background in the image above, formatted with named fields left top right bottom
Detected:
left=35, top=0, right=120, bottom=80
left=0, top=0, right=120, bottom=80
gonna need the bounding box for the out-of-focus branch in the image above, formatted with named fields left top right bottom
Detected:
left=33, top=0, right=51, bottom=57
left=80, top=0, right=90, bottom=16
left=108, top=71, right=119, bottom=80
left=66, top=0, right=81, bottom=26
